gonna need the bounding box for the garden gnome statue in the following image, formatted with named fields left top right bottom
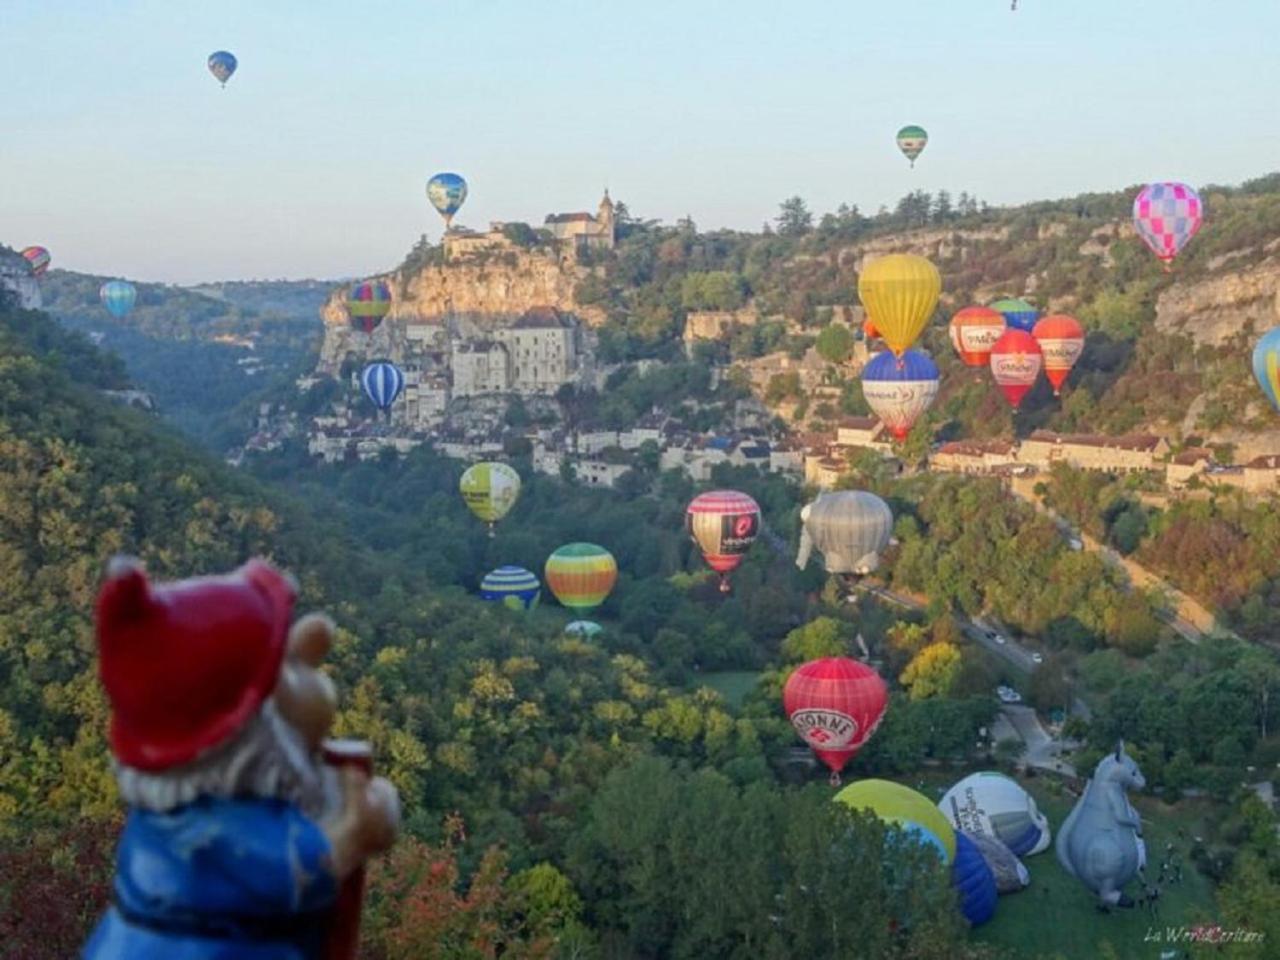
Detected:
left=83, top=557, right=401, bottom=959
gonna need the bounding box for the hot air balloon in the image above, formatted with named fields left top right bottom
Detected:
left=360, top=361, right=404, bottom=414
left=784, top=657, right=888, bottom=785
left=833, top=779, right=955, bottom=862
left=989, top=329, right=1042, bottom=410
left=795, top=490, right=894, bottom=576
left=861, top=349, right=939, bottom=441
left=1032, top=314, right=1085, bottom=396
left=479, top=566, right=540, bottom=611
left=1253, top=327, right=1280, bottom=413
left=459, top=462, right=522, bottom=534
left=857, top=254, right=941, bottom=358
left=989, top=298, right=1039, bottom=333
left=564, top=620, right=604, bottom=639
left=1133, top=182, right=1203, bottom=267
left=545, top=543, right=617, bottom=613
left=685, top=490, right=760, bottom=593
left=949, top=306, right=1006, bottom=367
left=939, top=772, right=1052, bottom=857
left=20, top=246, right=50, bottom=277
left=951, top=832, right=999, bottom=925
left=896, top=125, right=928, bottom=167
left=863, top=318, right=880, bottom=341
left=426, top=173, right=468, bottom=228
left=966, top=831, right=1031, bottom=894
left=208, top=51, right=237, bottom=87
left=100, top=280, right=137, bottom=319
left=347, top=280, right=392, bottom=334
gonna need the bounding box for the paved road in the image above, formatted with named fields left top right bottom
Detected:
left=1002, top=704, right=1077, bottom=777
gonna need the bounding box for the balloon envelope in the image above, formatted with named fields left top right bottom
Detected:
left=686, top=490, right=760, bottom=590
left=896, top=125, right=928, bottom=165
left=564, top=620, right=603, bottom=639
left=100, top=280, right=137, bottom=319
left=427, top=172, right=468, bottom=225
left=784, top=657, right=888, bottom=778
left=857, top=254, right=941, bottom=358
left=989, top=298, right=1039, bottom=333
left=545, top=543, right=617, bottom=612
left=861, top=349, right=939, bottom=440
left=966, top=831, right=1031, bottom=894
left=796, top=490, right=893, bottom=576
left=347, top=280, right=392, bottom=334
left=208, top=50, right=237, bottom=86
left=951, top=832, right=999, bottom=925
left=939, top=772, right=1051, bottom=857
left=989, top=329, right=1042, bottom=410
left=1032, top=314, right=1085, bottom=395
left=361, top=361, right=404, bottom=411
left=480, top=566, right=540, bottom=611
left=20, top=246, right=50, bottom=277
left=1252, top=327, right=1280, bottom=412
left=1133, top=182, right=1202, bottom=264
left=834, top=778, right=956, bottom=863
left=459, top=462, right=522, bottom=524
left=949, top=306, right=1006, bottom=367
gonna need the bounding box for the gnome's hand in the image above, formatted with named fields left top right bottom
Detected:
left=323, top=766, right=401, bottom=880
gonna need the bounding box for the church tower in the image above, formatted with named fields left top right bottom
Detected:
left=597, top=189, right=615, bottom=248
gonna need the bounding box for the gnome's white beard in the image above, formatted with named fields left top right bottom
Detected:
left=114, top=699, right=336, bottom=820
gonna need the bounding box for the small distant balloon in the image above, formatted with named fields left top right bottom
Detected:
left=1252, top=327, right=1280, bottom=413
left=1133, top=182, right=1203, bottom=267
left=857, top=254, right=942, bottom=358
left=686, top=490, right=760, bottom=593
left=459, top=462, right=522, bottom=532
left=989, top=298, right=1039, bottom=334
left=796, top=490, right=894, bottom=577
left=20, top=246, right=50, bottom=277
left=1032, top=314, right=1085, bottom=396
left=896, top=125, right=928, bottom=167
left=565, top=620, right=604, bottom=639
left=861, top=349, right=939, bottom=441
left=545, top=543, right=618, bottom=613
left=989, top=329, right=1043, bottom=410
left=207, top=51, right=237, bottom=87
left=100, top=280, right=137, bottom=319
left=480, top=566, right=541, bottom=612
left=949, top=306, right=1006, bottom=367
left=360, top=361, right=404, bottom=412
left=426, top=173, right=468, bottom=227
left=347, top=280, right=392, bottom=334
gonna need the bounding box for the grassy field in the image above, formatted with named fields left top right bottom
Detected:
left=699, top=670, right=762, bottom=708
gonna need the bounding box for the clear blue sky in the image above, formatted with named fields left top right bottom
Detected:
left=4, top=0, right=1277, bottom=283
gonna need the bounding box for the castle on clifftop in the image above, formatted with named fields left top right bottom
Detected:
left=445, top=191, right=616, bottom=259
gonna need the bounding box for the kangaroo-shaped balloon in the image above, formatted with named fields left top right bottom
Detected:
left=1055, top=741, right=1147, bottom=909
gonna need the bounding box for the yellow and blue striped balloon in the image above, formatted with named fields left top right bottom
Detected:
left=480, top=566, right=541, bottom=611
left=1253, top=327, right=1280, bottom=413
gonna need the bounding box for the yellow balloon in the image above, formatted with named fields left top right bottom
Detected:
left=857, top=254, right=942, bottom=357
left=460, top=462, right=521, bottom=526
left=834, top=778, right=956, bottom=863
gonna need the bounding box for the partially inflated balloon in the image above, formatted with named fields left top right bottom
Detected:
left=459, top=462, right=522, bottom=529
left=565, top=620, right=603, bottom=639
left=1032, top=314, right=1084, bottom=396
left=480, top=566, right=540, bottom=611
left=686, top=490, right=760, bottom=593
left=347, top=280, right=392, bottom=334
left=950, top=306, right=1006, bottom=367
left=834, top=779, right=956, bottom=863
left=545, top=543, right=617, bottom=612
left=361, top=361, right=404, bottom=412
left=939, top=772, right=1052, bottom=858
left=896, top=125, right=928, bottom=167
left=952, top=832, right=999, bottom=925
left=785, top=658, right=888, bottom=783
left=100, top=280, right=137, bottom=319
left=1133, top=182, right=1202, bottom=266
left=861, top=349, right=939, bottom=440
left=989, top=298, right=1039, bottom=333
left=857, top=254, right=941, bottom=357
left=20, top=246, right=50, bottom=277
left=796, top=490, right=894, bottom=576
left=208, top=51, right=237, bottom=87
left=427, top=172, right=468, bottom=227
left=989, top=329, right=1042, bottom=410
left=1252, top=327, right=1280, bottom=413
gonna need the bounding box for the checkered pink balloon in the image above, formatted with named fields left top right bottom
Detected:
left=1133, top=182, right=1203, bottom=264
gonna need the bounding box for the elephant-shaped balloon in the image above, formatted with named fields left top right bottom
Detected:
left=1055, top=741, right=1147, bottom=908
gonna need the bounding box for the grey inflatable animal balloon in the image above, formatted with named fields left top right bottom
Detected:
left=1055, top=741, right=1147, bottom=908
left=796, top=491, right=893, bottom=575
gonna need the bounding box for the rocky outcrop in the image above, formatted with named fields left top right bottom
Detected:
left=1154, top=257, right=1280, bottom=348
left=836, top=225, right=1011, bottom=271
left=0, top=247, right=41, bottom=310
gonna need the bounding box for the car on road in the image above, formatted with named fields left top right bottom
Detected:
left=1067, top=537, right=1083, bottom=551
left=996, top=685, right=1022, bottom=704
left=1030, top=652, right=1044, bottom=664
left=994, top=634, right=1007, bottom=645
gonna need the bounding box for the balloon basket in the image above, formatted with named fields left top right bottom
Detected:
left=718, top=577, right=731, bottom=594
left=829, top=771, right=842, bottom=788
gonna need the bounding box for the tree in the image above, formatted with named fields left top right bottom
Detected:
left=993, top=736, right=1025, bottom=769
left=776, top=197, right=813, bottom=237
left=899, top=642, right=962, bottom=700
left=781, top=616, right=848, bottom=663
left=814, top=323, right=854, bottom=364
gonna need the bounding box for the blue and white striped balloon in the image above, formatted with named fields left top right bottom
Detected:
left=99, top=280, right=137, bottom=319
left=861, top=348, right=940, bottom=440
left=480, top=565, right=541, bottom=611
left=361, top=361, right=404, bottom=412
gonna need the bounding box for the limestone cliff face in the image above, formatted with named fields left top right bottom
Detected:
left=0, top=248, right=42, bottom=310
left=316, top=247, right=604, bottom=375
left=835, top=225, right=1011, bottom=272
left=1155, top=255, right=1280, bottom=348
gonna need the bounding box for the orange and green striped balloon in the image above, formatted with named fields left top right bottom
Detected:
left=545, top=543, right=617, bottom=612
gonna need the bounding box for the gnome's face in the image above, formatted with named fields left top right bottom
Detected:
left=273, top=615, right=339, bottom=752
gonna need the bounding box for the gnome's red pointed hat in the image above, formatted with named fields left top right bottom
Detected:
left=95, top=557, right=296, bottom=771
